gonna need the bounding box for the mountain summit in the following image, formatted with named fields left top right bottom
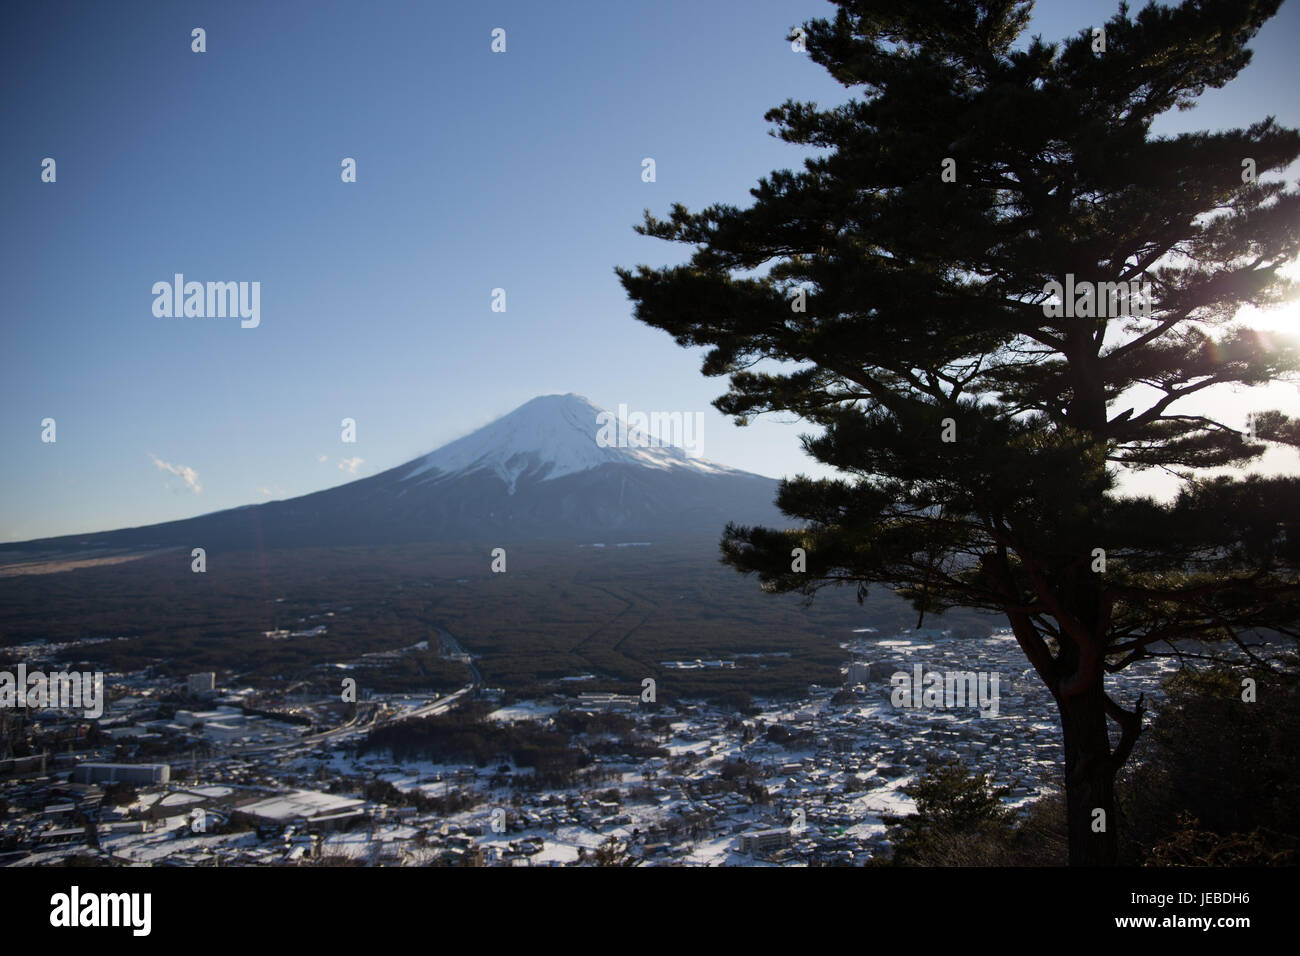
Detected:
left=4, top=395, right=784, bottom=554
left=403, top=393, right=744, bottom=492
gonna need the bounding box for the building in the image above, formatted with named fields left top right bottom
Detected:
left=737, top=828, right=794, bottom=855
left=187, top=673, right=216, bottom=695
left=233, top=789, right=367, bottom=831
left=844, top=661, right=872, bottom=685
left=71, top=763, right=170, bottom=786
left=173, top=709, right=226, bottom=727
left=574, top=692, right=639, bottom=712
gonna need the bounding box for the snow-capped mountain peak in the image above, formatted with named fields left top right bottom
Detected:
left=3, top=393, right=783, bottom=552
left=401, top=393, right=744, bottom=493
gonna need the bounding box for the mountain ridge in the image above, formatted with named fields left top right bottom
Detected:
left=1, top=394, right=786, bottom=554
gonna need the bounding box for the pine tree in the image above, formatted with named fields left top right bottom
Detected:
left=617, top=0, right=1300, bottom=865
left=881, top=759, right=1016, bottom=864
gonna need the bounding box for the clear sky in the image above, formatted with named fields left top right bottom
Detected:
left=3, top=0, right=1298, bottom=542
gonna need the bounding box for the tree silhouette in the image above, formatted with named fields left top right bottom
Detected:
left=618, top=0, right=1300, bottom=864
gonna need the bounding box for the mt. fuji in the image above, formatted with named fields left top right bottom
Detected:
left=402, top=393, right=745, bottom=492
left=3, top=394, right=786, bottom=555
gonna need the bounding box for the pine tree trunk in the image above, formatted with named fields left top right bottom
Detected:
left=1059, top=679, right=1118, bottom=865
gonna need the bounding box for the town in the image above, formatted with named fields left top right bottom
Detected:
left=0, top=626, right=1179, bottom=867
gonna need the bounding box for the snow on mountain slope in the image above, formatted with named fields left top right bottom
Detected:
left=401, top=393, right=747, bottom=492
left=0, top=392, right=785, bottom=554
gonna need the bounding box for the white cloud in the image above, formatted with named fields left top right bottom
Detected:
left=150, top=454, right=202, bottom=494
left=338, top=457, right=364, bottom=476
left=259, top=486, right=286, bottom=498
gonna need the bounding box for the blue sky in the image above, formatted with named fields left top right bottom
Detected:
left=3, top=0, right=1298, bottom=541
